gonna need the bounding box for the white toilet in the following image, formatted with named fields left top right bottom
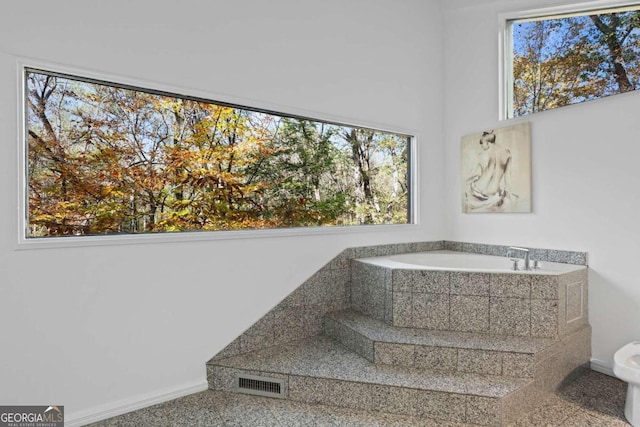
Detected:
left=614, top=341, right=640, bottom=427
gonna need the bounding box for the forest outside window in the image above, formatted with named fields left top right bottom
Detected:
left=506, top=4, right=640, bottom=118
left=25, top=69, right=412, bottom=239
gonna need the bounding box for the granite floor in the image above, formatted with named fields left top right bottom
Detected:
left=89, top=369, right=630, bottom=426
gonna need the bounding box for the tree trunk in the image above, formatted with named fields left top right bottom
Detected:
left=591, top=14, right=635, bottom=93
left=345, top=129, right=376, bottom=224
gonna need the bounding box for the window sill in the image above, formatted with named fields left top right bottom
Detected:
left=15, top=222, right=420, bottom=251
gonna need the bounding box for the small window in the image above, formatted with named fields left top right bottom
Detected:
left=25, top=68, right=412, bottom=238
left=505, top=4, right=640, bottom=118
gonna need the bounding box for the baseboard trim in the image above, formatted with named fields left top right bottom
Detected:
left=590, top=358, right=615, bottom=377
left=64, top=380, right=209, bottom=427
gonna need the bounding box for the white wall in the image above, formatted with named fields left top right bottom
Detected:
left=0, top=0, right=444, bottom=421
left=442, top=0, right=640, bottom=372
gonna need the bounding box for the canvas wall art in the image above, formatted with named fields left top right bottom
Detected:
left=461, top=122, right=531, bottom=213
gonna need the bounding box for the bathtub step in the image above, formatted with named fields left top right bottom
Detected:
left=324, top=309, right=559, bottom=377
left=207, top=335, right=538, bottom=426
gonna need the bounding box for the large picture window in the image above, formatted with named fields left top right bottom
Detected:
left=25, top=69, right=412, bottom=238
left=506, top=3, right=640, bottom=117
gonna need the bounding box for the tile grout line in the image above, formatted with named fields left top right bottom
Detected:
left=489, top=275, right=496, bottom=336
left=447, top=271, right=452, bottom=333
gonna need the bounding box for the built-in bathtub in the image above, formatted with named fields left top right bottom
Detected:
left=351, top=249, right=589, bottom=338
left=361, top=250, right=583, bottom=274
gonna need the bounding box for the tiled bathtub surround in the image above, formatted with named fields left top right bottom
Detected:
left=352, top=259, right=589, bottom=339
left=208, top=240, right=590, bottom=426
left=212, top=240, right=586, bottom=361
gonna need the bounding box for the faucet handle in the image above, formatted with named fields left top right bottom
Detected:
left=510, top=258, right=520, bottom=271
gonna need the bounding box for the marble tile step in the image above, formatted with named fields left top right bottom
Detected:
left=207, top=335, right=538, bottom=426
left=324, top=309, right=559, bottom=377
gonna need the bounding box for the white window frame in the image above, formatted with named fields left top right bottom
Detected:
left=16, top=58, right=420, bottom=249
left=498, top=0, right=640, bottom=120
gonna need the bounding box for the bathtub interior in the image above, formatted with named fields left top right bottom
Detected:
left=359, top=250, right=584, bottom=274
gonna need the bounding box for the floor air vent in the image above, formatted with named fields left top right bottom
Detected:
left=235, top=373, right=286, bottom=398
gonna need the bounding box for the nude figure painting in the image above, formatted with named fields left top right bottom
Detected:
left=461, top=122, right=531, bottom=213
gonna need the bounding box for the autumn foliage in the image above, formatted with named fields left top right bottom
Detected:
left=26, top=71, right=409, bottom=237
left=512, top=9, right=640, bottom=116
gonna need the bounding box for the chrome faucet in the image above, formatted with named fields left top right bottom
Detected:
left=507, top=246, right=530, bottom=270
